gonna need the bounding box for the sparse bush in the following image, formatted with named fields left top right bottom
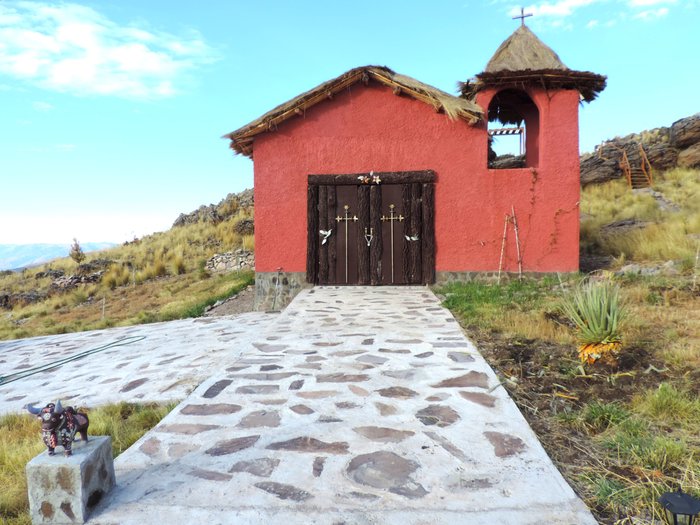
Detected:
left=172, top=254, right=186, bottom=275
left=197, top=259, right=211, bottom=280
left=69, top=289, right=87, bottom=306
left=152, top=259, right=168, bottom=278
left=102, top=265, right=131, bottom=290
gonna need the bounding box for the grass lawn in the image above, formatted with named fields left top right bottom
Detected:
left=437, top=274, right=699, bottom=524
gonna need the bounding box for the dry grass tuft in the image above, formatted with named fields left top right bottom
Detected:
left=581, top=168, right=700, bottom=264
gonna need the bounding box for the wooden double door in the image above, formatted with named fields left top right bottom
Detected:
left=307, top=171, right=435, bottom=285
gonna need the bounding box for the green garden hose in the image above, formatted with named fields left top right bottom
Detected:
left=0, top=335, right=146, bottom=387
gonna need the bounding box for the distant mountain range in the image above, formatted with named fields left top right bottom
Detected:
left=0, top=243, right=117, bottom=271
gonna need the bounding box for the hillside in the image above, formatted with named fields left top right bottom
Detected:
left=0, top=189, right=254, bottom=340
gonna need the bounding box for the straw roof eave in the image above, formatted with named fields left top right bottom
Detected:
left=224, top=66, right=484, bottom=157
left=460, top=68, right=607, bottom=103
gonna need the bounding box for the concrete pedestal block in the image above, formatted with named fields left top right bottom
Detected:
left=26, top=436, right=115, bottom=524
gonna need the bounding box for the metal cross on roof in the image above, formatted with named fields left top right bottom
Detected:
left=513, top=7, right=533, bottom=26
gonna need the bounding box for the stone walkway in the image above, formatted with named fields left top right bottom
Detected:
left=0, top=313, right=274, bottom=415
left=83, top=287, right=597, bottom=525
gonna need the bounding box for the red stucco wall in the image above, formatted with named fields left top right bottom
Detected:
left=252, top=83, right=580, bottom=275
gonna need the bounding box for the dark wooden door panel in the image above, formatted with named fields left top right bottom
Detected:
left=308, top=171, right=435, bottom=286
left=379, top=184, right=406, bottom=285
left=402, top=183, right=422, bottom=284
left=334, top=185, right=359, bottom=285
left=369, top=185, right=382, bottom=285
left=357, top=186, right=371, bottom=285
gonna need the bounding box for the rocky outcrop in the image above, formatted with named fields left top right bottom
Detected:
left=0, top=291, right=48, bottom=310
left=50, top=272, right=105, bottom=292
left=173, top=204, right=221, bottom=227
left=581, top=113, right=700, bottom=186
left=234, top=218, right=254, bottom=236
left=205, top=250, right=255, bottom=273
left=677, top=143, right=700, bottom=168
left=173, top=188, right=254, bottom=228
left=76, top=259, right=113, bottom=275
left=670, top=114, right=700, bottom=149
left=35, top=268, right=65, bottom=280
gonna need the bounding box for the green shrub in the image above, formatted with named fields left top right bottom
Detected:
left=560, top=280, right=626, bottom=365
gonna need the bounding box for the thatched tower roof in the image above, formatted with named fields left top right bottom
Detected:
left=461, top=25, right=606, bottom=103
left=485, top=26, right=567, bottom=72
left=225, top=65, right=483, bottom=157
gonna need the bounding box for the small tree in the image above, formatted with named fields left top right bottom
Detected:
left=69, top=238, right=86, bottom=265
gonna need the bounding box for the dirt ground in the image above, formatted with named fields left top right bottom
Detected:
left=203, top=284, right=256, bottom=317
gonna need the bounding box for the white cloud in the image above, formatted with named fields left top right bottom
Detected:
left=633, top=6, right=670, bottom=17
left=511, top=0, right=678, bottom=26
left=0, top=2, right=218, bottom=99
left=511, top=0, right=601, bottom=19
left=628, top=0, right=675, bottom=6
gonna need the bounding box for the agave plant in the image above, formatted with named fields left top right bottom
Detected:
left=561, top=280, right=627, bottom=366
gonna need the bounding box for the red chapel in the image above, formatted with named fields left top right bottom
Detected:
left=225, top=25, right=606, bottom=309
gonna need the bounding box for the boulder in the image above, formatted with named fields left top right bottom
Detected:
left=644, top=141, right=679, bottom=171
left=670, top=113, right=700, bottom=149
left=0, top=291, right=47, bottom=310
left=580, top=152, right=619, bottom=185
left=35, top=269, right=65, bottom=280
left=76, top=259, right=113, bottom=275
left=50, top=272, right=104, bottom=292
left=600, top=218, right=649, bottom=236
left=677, top=143, right=700, bottom=169
left=234, top=218, right=254, bottom=236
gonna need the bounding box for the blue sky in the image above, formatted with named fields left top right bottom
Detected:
left=0, top=0, right=697, bottom=244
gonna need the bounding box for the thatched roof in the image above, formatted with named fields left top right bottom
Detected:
left=225, top=66, right=483, bottom=157
left=486, top=26, right=567, bottom=72
left=461, top=25, right=606, bottom=103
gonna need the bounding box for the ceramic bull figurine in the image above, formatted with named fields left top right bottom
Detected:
left=26, top=401, right=89, bottom=456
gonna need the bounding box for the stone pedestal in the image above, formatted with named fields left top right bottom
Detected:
left=26, top=436, right=115, bottom=524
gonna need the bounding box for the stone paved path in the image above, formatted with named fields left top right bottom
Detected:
left=87, top=287, right=597, bottom=525
left=0, top=313, right=274, bottom=415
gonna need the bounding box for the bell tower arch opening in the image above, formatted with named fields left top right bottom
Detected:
left=487, top=89, right=539, bottom=169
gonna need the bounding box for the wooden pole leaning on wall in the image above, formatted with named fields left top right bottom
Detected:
left=511, top=205, right=523, bottom=281
left=497, top=215, right=509, bottom=285
left=497, top=207, right=524, bottom=284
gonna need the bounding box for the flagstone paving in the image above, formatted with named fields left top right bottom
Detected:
left=0, top=313, right=274, bottom=415
left=80, top=286, right=598, bottom=525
